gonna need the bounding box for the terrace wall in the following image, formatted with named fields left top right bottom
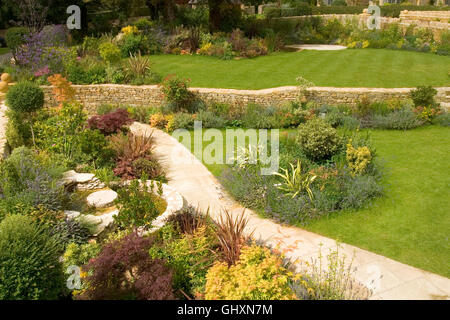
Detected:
left=277, top=12, right=450, bottom=39
left=41, top=84, right=450, bottom=113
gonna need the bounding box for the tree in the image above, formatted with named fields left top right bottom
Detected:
left=208, top=0, right=242, bottom=32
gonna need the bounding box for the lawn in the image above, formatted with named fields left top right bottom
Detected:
left=149, top=49, right=450, bottom=89
left=181, top=126, right=450, bottom=277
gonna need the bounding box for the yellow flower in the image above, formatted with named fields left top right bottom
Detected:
left=121, top=25, right=138, bottom=35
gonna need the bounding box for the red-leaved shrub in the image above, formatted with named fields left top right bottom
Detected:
left=88, top=109, right=133, bottom=135
left=78, top=232, right=175, bottom=300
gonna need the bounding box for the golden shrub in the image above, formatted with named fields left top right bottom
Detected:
left=346, top=141, right=372, bottom=176
left=204, top=245, right=299, bottom=300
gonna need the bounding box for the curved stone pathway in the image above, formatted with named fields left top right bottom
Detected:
left=130, top=122, right=450, bottom=300
left=285, top=44, right=347, bottom=51
left=0, top=101, right=8, bottom=159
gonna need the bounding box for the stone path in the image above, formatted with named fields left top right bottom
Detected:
left=130, top=122, right=450, bottom=300
left=0, top=101, right=8, bottom=159
left=285, top=44, right=347, bottom=51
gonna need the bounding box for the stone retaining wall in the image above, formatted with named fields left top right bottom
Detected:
left=41, top=84, right=450, bottom=113
left=399, top=10, right=450, bottom=21
left=278, top=13, right=450, bottom=39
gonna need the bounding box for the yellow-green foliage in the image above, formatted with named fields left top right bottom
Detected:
left=346, top=141, right=372, bottom=176
left=99, top=42, right=121, bottom=64
left=149, top=225, right=216, bottom=297
left=121, top=25, right=139, bottom=35
left=204, top=245, right=298, bottom=300
left=62, top=240, right=101, bottom=271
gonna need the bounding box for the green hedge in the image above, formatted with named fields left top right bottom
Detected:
left=267, top=5, right=450, bottom=19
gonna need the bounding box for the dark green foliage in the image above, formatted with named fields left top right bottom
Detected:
left=0, top=215, right=65, bottom=300
left=0, top=147, right=65, bottom=220
left=120, top=34, right=149, bottom=57
left=50, top=219, right=91, bottom=247
left=410, top=86, right=437, bottom=107
left=162, top=76, right=200, bottom=113
left=6, top=81, right=44, bottom=113
left=5, top=27, right=29, bottom=54
left=114, top=179, right=160, bottom=229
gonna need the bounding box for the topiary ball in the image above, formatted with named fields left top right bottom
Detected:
left=1, top=73, right=11, bottom=83
left=297, top=117, right=340, bottom=161
left=6, top=81, right=44, bottom=113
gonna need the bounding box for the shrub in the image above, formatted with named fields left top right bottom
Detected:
left=47, top=74, right=76, bottom=108
left=66, top=62, right=107, bottom=84
left=108, top=131, right=159, bottom=180
left=340, top=175, right=383, bottom=210
left=28, top=204, right=65, bottom=226
left=120, top=34, right=148, bottom=57
left=161, top=75, right=199, bottom=113
left=196, top=110, right=227, bottom=128
left=165, top=206, right=208, bottom=235
left=78, top=232, right=175, bottom=300
left=295, top=244, right=370, bottom=300
left=6, top=81, right=44, bottom=113
left=150, top=113, right=169, bottom=129
left=134, top=18, right=154, bottom=32
left=114, top=179, right=160, bottom=229
left=297, top=118, right=340, bottom=161
left=34, top=103, right=114, bottom=166
left=346, top=142, right=372, bottom=176
left=125, top=52, right=150, bottom=77
left=273, top=160, right=317, bottom=200
left=88, top=109, right=133, bottom=135
left=149, top=225, right=217, bottom=298
left=205, top=245, right=298, bottom=300
left=131, top=157, right=164, bottom=180
left=434, top=112, right=450, bottom=127
left=99, top=42, right=122, bottom=64
left=410, top=86, right=437, bottom=107
left=0, top=147, right=65, bottom=216
left=121, top=25, right=139, bottom=35
left=165, top=112, right=195, bottom=132
left=62, top=241, right=101, bottom=271
left=50, top=219, right=92, bottom=247
left=5, top=27, right=29, bottom=55
left=0, top=215, right=65, bottom=300
left=214, top=210, right=252, bottom=267
left=371, top=108, right=422, bottom=130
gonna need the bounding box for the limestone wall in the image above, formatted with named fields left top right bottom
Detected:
left=41, top=84, right=450, bottom=113
left=277, top=12, right=450, bottom=39
left=399, top=10, right=450, bottom=21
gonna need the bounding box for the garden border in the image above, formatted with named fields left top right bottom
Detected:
left=41, top=84, right=450, bottom=112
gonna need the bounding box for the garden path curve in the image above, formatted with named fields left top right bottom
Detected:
left=136, top=122, right=450, bottom=299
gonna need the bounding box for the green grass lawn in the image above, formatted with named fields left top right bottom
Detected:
left=0, top=47, right=9, bottom=55
left=181, top=126, right=450, bottom=277
left=149, top=49, right=450, bottom=89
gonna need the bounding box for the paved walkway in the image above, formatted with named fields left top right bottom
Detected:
left=134, top=122, right=450, bottom=300
left=285, top=44, right=347, bottom=51
left=0, top=101, right=8, bottom=159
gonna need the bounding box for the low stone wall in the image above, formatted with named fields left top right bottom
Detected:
left=278, top=13, right=450, bottom=39
left=41, top=84, right=450, bottom=112
left=399, top=10, right=450, bottom=21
